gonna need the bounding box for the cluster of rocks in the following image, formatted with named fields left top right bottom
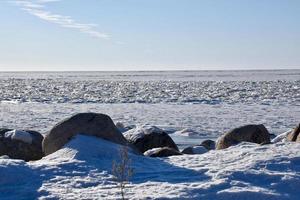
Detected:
left=0, top=112, right=299, bottom=161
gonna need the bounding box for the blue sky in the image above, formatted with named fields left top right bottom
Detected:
left=0, top=0, right=299, bottom=71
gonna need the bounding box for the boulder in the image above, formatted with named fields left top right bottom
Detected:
left=200, top=140, right=216, bottom=150
left=123, top=125, right=179, bottom=153
left=0, top=129, right=44, bottom=161
left=216, top=124, right=270, bottom=150
left=269, top=133, right=276, bottom=140
left=144, top=147, right=182, bottom=157
left=181, top=145, right=208, bottom=155
left=286, top=123, right=300, bottom=142
left=43, top=113, right=128, bottom=155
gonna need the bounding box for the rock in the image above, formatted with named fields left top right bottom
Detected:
left=216, top=124, right=270, bottom=150
left=0, top=129, right=44, bottom=161
left=181, top=145, right=208, bottom=155
left=286, top=123, right=300, bottom=142
left=200, top=140, right=215, bottom=150
left=43, top=113, right=128, bottom=155
left=144, top=147, right=182, bottom=157
left=269, top=133, right=276, bottom=140
left=124, top=125, right=179, bottom=153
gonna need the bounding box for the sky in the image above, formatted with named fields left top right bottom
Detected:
left=0, top=0, right=300, bottom=71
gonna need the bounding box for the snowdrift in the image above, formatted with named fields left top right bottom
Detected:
left=1, top=135, right=300, bottom=200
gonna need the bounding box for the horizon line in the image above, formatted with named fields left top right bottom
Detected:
left=0, top=68, right=299, bottom=73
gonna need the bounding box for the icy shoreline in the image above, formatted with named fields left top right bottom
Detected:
left=1, top=135, right=300, bottom=200
left=0, top=102, right=298, bottom=149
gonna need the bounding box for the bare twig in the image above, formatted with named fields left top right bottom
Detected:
left=112, top=146, right=133, bottom=200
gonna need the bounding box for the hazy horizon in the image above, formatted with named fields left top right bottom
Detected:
left=0, top=68, right=300, bottom=73
left=1, top=0, right=299, bottom=71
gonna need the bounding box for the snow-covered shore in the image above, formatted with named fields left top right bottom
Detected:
left=1, top=135, right=300, bottom=200
left=1, top=102, right=298, bottom=150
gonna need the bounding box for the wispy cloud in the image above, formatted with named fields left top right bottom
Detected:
left=13, top=0, right=110, bottom=39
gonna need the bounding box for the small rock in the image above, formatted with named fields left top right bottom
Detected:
left=0, top=129, right=44, bottom=161
left=124, top=125, right=179, bottom=153
left=200, top=140, right=215, bottom=150
left=181, top=145, right=208, bottom=155
left=144, top=147, right=182, bottom=157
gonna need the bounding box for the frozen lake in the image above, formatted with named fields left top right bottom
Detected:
left=0, top=70, right=299, bottom=148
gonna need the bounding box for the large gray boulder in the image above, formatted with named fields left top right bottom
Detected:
left=144, top=147, right=182, bottom=157
left=0, top=128, right=44, bottom=161
left=216, top=124, right=270, bottom=150
left=43, top=113, right=128, bottom=155
left=123, top=125, right=179, bottom=153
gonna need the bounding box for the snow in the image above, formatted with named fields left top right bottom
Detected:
left=123, top=124, right=164, bottom=141
left=143, top=147, right=162, bottom=156
left=1, top=135, right=300, bottom=199
left=174, top=128, right=202, bottom=137
left=0, top=102, right=298, bottom=150
left=272, top=130, right=292, bottom=143
left=4, top=129, right=33, bottom=144
left=0, top=71, right=299, bottom=105
left=0, top=70, right=299, bottom=199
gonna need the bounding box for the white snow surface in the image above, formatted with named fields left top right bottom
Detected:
left=272, top=130, right=292, bottom=143
left=4, top=129, right=33, bottom=144
left=174, top=128, right=202, bottom=137
left=1, top=135, right=300, bottom=200
left=123, top=124, right=164, bottom=141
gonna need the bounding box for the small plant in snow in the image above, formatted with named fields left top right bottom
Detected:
left=112, top=146, right=133, bottom=200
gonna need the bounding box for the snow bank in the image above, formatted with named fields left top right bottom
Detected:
left=123, top=124, right=164, bottom=141
left=1, top=135, right=300, bottom=199
left=272, top=130, right=292, bottom=143
left=4, top=130, right=33, bottom=144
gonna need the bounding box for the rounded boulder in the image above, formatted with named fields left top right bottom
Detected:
left=123, top=125, right=179, bottom=153
left=0, top=128, right=44, bottom=161
left=216, top=124, right=270, bottom=150
left=200, top=139, right=216, bottom=150
left=181, top=145, right=208, bottom=155
left=43, top=113, right=128, bottom=155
